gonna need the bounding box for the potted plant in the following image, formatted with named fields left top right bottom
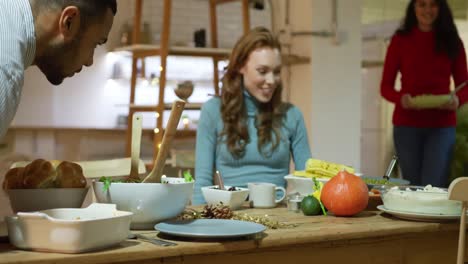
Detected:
left=449, top=103, right=468, bottom=183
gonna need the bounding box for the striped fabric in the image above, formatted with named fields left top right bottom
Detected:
left=0, top=0, right=36, bottom=140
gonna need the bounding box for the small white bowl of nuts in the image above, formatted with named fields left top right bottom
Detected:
left=201, top=185, right=249, bottom=210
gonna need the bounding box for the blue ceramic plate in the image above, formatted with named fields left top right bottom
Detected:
left=155, top=219, right=266, bottom=238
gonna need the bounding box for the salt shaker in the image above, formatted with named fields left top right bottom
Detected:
left=287, top=192, right=304, bottom=213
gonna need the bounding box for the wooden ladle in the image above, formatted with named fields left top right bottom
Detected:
left=127, top=113, right=143, bottom=182
left=448, top=177, right=468, bottom=264
left=142, top=100, right=186, bottom=183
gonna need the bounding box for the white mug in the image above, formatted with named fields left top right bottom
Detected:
left=248, top=182, right=286, bottom=208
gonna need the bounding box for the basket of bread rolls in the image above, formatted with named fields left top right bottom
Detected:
left=2, top=159, right=89, bottom=212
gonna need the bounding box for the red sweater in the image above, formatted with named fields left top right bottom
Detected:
left=381, top=27, right=468, bottom=127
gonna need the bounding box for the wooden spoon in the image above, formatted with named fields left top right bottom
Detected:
left=127, top=113, right=143, bottom=182
left=448, top=177, right=468, bottom=264
left=142, top=100, right=186, bottom=183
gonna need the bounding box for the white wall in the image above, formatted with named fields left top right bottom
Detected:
left=310, top=0, right=363, bottom=170
left=13, top=48, right=122, bottom=128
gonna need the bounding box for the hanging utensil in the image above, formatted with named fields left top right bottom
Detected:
left=127, top=113, right=143, bottom=182
left=142, top=100, right=186, bottom=183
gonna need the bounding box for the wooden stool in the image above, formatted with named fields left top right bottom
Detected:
left=448, top=177, right=468, bottom=264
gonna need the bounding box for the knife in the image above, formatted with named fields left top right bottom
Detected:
left=452, top=80, right=468, bottom=95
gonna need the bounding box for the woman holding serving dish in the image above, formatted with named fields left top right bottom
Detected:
left=380, top=0, right=468, bottom=187
left=193, top=27, right=311, bottom=205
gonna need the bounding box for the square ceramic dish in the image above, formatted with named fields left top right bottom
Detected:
left=201, top=185, right=249, bottom=210
left=284, top=175, right=329, bottom=195
left=5, top=203, right=132, bottom=253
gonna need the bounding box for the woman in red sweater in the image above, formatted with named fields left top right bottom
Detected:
left=381, top=0, right=468, bottom=187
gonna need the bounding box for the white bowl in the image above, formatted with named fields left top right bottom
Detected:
left=6, top=187, right=89, bottom=213
left=201, top=185, right=249, bottom=210
left=93, top=178, right=194, bottom=229
left=6, top=203, right=132, bottom=253
left=284, top=175, right=329, bottom=196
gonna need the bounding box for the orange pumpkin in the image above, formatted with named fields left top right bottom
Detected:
left=321, top=170, right=369, bottom=216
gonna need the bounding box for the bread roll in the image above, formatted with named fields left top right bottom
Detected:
left=22, top=159, right=57, bottom=188
left=55, top=161, right=86, bottom=188
left=2, top=167, right=25, bottom=189
left=2, top=159, right=87, bottom=189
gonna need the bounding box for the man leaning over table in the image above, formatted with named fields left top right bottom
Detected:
left=0, top=0, right=117, bottom=140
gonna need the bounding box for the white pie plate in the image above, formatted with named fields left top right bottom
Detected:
left=377, top=205, right=460, bottom=222
left=5, top=203, right=133, bottom=253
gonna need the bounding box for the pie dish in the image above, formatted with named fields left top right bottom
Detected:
left=6, top=203, right=132, bottom=253
left=380, top=185, right=461, bottom=215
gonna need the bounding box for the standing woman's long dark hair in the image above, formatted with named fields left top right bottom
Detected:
left=396, top=0, right=460, bottom=60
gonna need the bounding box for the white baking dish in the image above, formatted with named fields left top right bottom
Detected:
left=5, top=203, right=133, bottom=253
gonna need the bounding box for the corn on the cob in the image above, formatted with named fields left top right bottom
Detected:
left=409, top=94, right=451, bottom=108
left=294, top=159, right=354, bottom=180
left=305, top=158, right=354, bottom=178
left=293, top=170, right=331, bottom=179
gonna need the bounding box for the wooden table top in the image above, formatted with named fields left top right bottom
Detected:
left=0, top=206, right=463, bottom=264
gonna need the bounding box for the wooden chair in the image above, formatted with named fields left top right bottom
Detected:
left=448, top=177, right=468, bottom=264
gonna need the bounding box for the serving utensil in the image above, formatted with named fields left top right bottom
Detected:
left=127, top=113, right=143, bottom=182
left=143, top=100, right=186, bottom=183
left=448, top=177, right=468, bottom=264
left=127, top=232, right=177, bottom=247
left=214, top=170, right=225, bottom=190
left=383, top=155, right=398, bottom=181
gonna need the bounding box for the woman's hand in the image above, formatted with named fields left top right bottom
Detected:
left=401, top=94, right=417, bottom=109
left=439, top=94, right=459, bottom=111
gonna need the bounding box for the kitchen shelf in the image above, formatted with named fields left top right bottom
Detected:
left=113, top=44, right=309, bottom=65
left=362, top=60, right=384, bottom=68
left=127, top=103, right=203, bottom=112
left=113, top=45, right=231, bottom=59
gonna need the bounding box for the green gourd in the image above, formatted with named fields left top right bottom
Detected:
left=409, top=94, right=452, bottom=108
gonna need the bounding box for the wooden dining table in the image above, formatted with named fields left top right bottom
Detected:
left=0, top=205, right=467, bottom=264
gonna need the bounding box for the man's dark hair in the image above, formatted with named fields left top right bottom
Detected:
left=39, top=0, right=117, bottom=27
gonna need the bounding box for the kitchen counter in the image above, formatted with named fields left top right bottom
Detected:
left=0, top=206, right=466, bottom=264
